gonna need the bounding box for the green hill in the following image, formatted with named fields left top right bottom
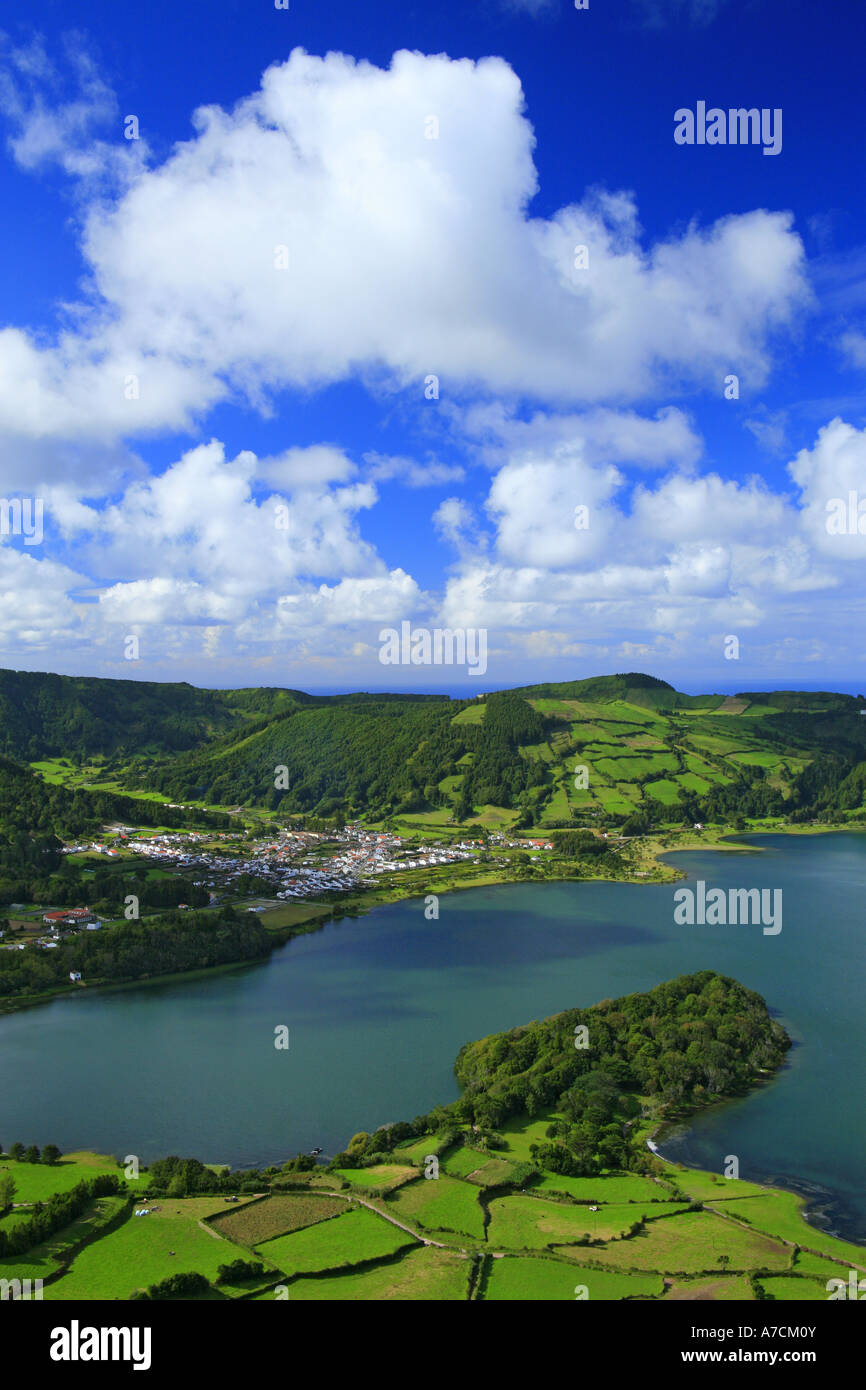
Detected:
left=2, top=667, right=865, bottom=831
left=0, top=668, right=304, bottom=760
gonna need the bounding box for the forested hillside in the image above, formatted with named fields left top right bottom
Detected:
left=2, top=667, right=865, bottom=829
left=0, top=669, right=289, bottom=759
left=144, top=697, right=459, bottom=818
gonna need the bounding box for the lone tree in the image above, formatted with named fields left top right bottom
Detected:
left=42, top=1144, right=62, bottom=1166
left=0, top=1172, right=16, bottom=1213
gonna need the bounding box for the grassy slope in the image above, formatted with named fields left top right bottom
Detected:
left=11, top=669, right=865, bottom=836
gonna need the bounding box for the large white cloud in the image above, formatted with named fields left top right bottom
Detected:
left=432, top=419, right=866, bottom=679
left=2, top=417, right=865, bottom=684
left=49, top=440, right=383, bottom=594
left=0, top=42, right=858, bottom=688
left=0, top=47, right=810, bottom=446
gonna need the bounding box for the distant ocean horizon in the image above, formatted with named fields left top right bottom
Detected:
left=1, top=661, right=864, bottom=701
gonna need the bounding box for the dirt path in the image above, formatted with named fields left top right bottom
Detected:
left=347, top=1193, right=447, bottom=1248
left=198, top=1219, right=225, bottom=1239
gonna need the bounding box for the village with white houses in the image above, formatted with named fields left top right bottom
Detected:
left=60, top=822, right=555, bottom=903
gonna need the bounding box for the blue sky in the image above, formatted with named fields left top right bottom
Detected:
left=0, top=0, right=865, bottom=694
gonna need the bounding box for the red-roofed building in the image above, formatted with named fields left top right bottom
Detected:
left=43, top=907, right=93, bottom=928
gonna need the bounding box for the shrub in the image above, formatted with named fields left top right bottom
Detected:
left=146, top=1271, right=210, bottom=1300
left=215, top=1258, right=266, bottom=1285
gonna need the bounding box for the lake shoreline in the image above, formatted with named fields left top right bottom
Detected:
left=0, top=820, right=861, bottom=1016
left=650, top=1120, right=866, bottom=1253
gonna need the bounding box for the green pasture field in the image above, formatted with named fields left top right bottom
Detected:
left=567, top=786, right=598, bottom=809
left=451, top=704, right=486, bottom=725
left=29, top=759, right=72, bottom=784
left=41, top=1201, right=246, bottom=1299
left=676, top=772, right=711, bottom=795
left=398, top=809, right=461, bottom=828
left=705, top=1193, right=866, bottom=1267
left=643, top=779, right=682, bottom=805
left=623, top=734, right=669, bottom=750
left=0, top=1207, right=35, bottom=1232
left=577, top=1209, right=790, bottom=1274
left=391, top=1133, right=453, bottom=1164
left=495, top=1112, right=561, bottom=1163
left=470, top=804, right=516, bottom=828
left=463, top=1157, right=520, bottom=1188
left=528, top=699, right=586, bottom=719
left=519, top=740, right=556, bottom=764
left=441, top=1146, right=492, bottom=1179
left=594, top=753, right=679, bottom=780
left=568, top=722, right=622, bottom=745
left=594, top=786, right=637, bottom=815
left=730, top=751, right=787, bottom=769
left=581, top=743, right=631, bottom=761
left=483, top=1255, right=664, bottom=1301
left=144, top=1197, right=257, bottom=1219
left=383, top=1174, right=486, bottom=1240
left=755, top=1275, right=828, bottom=1301
left=437, top=775, right=462, bottom=796
left=209, top=1193, right=345, bottom=1244
left=686, top=733, right=751, bottom=756
left=441, top=1144, right=519, bottom=1186
left=532, top=1171, right=668, bottom=1202
left=792, top=1250, right=857, bottom=1281
left=293, top=1171, right=345, bottom=1192
left=540, top=786, right=572, bottom=821
left=255, top=1205, right=413, bottom=1276
left=593, top=703, right=660, bottom=726
left=0, top=1152, right=131, bottom=1202
left=333, top=1165, right=418, bottom=1193
left=657, top=1165, right=767, bottom=1202
left=254, top=1245, right=471, bottom=1301
left=683, top=752, right=730, bottom=782
left=486, top=1194, right=689, bottom=1249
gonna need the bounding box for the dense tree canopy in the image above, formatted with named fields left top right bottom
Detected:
left=451, top=972, right=790, bottom=1175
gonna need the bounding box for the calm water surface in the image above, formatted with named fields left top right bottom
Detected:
left=1, top=833, right=863, bottom=1239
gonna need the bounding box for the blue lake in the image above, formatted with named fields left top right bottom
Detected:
left=1, top=832, right=863, bottom=1240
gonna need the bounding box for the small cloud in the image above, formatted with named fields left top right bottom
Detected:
left=838, top=329, right=866, bottom=370
left=806, top=212, right=838, bottom=253
left=0, top=30, right=144, bottom=186
left=363, top=451, right=465, bottom=488
left=433, top=497, right=487, bottom=558
left=258, top=445, right=357, bottom=490
left=744, top=410, right=788, bottom=454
